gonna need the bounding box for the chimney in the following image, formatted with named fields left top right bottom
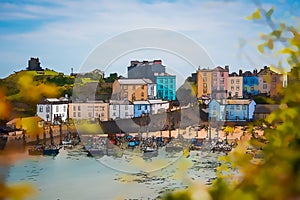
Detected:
left=239, top=69, right=243, bottom=76
left=225, top=65, right=229, bottom=71
left=253, top=69, right=258, bottom=75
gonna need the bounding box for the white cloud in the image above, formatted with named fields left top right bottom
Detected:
left=0, top=0, right=293, bottom=78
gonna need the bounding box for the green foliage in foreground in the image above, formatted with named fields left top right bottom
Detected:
left=163, top=4, right=300, bottom=200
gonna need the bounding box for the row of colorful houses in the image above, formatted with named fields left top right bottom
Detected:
left=196, top=66, right=285, bottom=99
left=36, top=97, right=170, bottom=123
left=111, top=60, right=176, bottom=102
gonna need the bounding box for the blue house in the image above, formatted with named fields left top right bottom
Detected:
left=224, top=99, right=256, bottom=121
left=155, top=74, right=176, bottom=101
left=208, top=99, right=256, bottom=122
left=133, top=101, right=150, bottom=117
left=208, top=99, right=225, bottom=121
left=242, top=70, right=259, bottom=98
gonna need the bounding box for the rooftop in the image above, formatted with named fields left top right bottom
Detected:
left=118, top=78, right=152, bottom=85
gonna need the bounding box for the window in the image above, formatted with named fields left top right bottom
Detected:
left=78, top=106, right=81, bottom=111
left=231, top=80, right=234, bottom=84
left=100, top=106, right=104, bottom=111
left=263, top=84, right=267, bottom=89
left=250, top=78, right=254, bottom=84
left=236, top=79, right=240, bottom=84
left=213, top=105, right=216, bottom=110
left=235, top=92, right=239, bottom=97
left=138, top=105, right=141, bottom=110
left=125, top=105, right=128, bottom=110
left=88, top=112, right=92, bottom=117
left=73, top=105, right=76, bottom=111
left=231, top=86, right=234, bottom=91
left=113, top=112, right=116, bottom=116
left=220, top=78, right=224, bottom=84
left=78, top=112, right=81, bottom=117
left=46, top=106, right=50, bottom=113
left=124, top=92, right=128, bottom=97
left=101, top=113, right=104, bottom=117
left=236, top=105, right=240, bottom=110
left=251, top=86, right=254, bottom=91
left=236, top=86, right=240, bottom=91
left=141, top=92, right=144, bottom=97
left=203, top=72, right=207, bottom=76
left=221, top=72, right=224, bottom=77
left=39, top=106, right=43, bottom=112
left=56, top=106, right=59, bottom=112
left=203, top=77, right=207, bottom=82
left=125, top=112, right=128, bottom=116
left=113, top=105, right=117, bottom=110
left=242, top=105, right=246, bottom=110
left=123, top=85, right=128, bottom=89
left=231, top=105, right=234, bottom=110
left=73, top=112, right=76, bottom=117
left=63, top=105, right=66, bottom=112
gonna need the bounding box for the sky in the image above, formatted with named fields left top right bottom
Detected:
left=0, top=0, right=299, bottom=79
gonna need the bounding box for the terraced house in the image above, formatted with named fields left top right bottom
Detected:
left=208, top=99, right=256, bottom=122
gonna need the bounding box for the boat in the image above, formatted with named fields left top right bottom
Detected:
left=87, top=148, right=105, bottom=157
left=165, top=142, right=183, bottom=153
left=189, top=138, right=204, bottom=151
left=28, top=145, right=44, bottom=155
left=62, top=139, right=74, bottom=149
left=43, top=145, right=60, bottom=156
left=143, top=146, right=158, bottom=157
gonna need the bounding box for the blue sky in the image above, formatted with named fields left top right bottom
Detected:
left=0, top=0, right=299, bottom=78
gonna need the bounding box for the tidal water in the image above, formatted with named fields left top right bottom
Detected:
left=6, top=145, right=221, bottom=200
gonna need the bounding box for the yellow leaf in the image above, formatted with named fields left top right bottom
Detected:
left=257, top=43, right=265, bottom=53
left=267, top=39, right=274, bottom=49
left=280, top=47, right=295, bottom=54
left=246, top=9, right=261, bottom=20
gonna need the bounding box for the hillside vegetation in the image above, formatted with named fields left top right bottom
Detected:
left=0, top=69, right=114, bottom=121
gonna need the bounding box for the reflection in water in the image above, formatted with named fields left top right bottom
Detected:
left=7, top=144, right=222, bottom=199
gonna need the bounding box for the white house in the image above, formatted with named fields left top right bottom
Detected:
left=36, top=97, right=69, bottom=123
left=109, top=100, right=134, bottom=120
left=144, top=79, right=157, bottom=99
left=148, top=99, right=169, bottom=115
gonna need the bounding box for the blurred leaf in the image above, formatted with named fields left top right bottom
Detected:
left=271, top=30, right=282, bottom=38
left=258, top=43, right=265, bottom=53
left=267, top=39, right=274, bottom=49
left=246, top=9, right=261, bottom=20
left=266, top=7, right=274, bottom=18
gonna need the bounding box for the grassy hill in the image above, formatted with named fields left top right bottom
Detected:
left=0, top=69, right=118, bottom=123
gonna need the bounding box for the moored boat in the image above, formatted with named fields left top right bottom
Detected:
left=28, top=145, right=44, bottom=155
left=43, top=145, right=60, bottom=156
